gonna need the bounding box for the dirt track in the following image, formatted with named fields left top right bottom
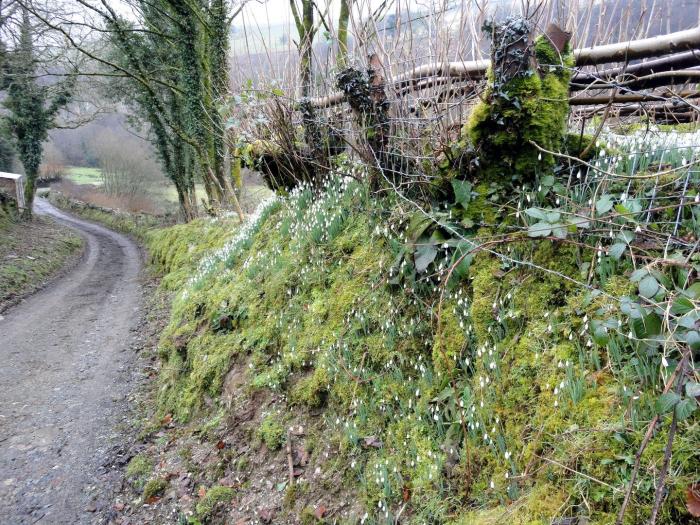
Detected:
left=0, top=199, right=143, bottom=524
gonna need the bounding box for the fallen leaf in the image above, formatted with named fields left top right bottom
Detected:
left=198, top=486, right=206, bottom=498
left=161, top=414, right=173, bottom=425
left=145, top=495, right=161, bottom=505
left=216, top=440, right=225, bottom=450
left=403, top=485, right=411, bottom=502
left=687, top=483, right=700, bottom=517
left=314, top=505, right=327, bottom=519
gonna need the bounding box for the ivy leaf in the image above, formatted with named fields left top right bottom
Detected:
left=595, top=195, right=614, bottom=215
left=528, top=222, right=551, bottom=238
left=451, top=179, right=472, bottom=208
left=524, top=208, right=548, bottom=221
left=655, top=392, right=681, bottom=415
left=414, top=244, right=437, bottom=273
left=608, top=243, right=626, bottom=260
left=675, top=399, right=696, bottom=421
left=638, top=275, right=659, bottom=299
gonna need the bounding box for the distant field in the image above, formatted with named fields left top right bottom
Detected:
left=66, top=167, right=103, bottom=186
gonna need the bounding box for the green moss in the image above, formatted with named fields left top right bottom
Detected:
left=195, top=485, right=235, bottom=521
left=126, top=454, right=153, bottom=489
left=463, top=34, right=573, bottom=185
left=142, top=478, right=168, bottom=501
left=291, top=367, right=330, bottom=407
left=147, top=174, right=697, bottom=523
left=259, top=414, right=286, bottom=450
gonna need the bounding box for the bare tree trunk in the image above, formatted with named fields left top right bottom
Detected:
left=336, top=0, right=350, bottom=68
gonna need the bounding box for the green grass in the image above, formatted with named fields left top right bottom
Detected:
left=65, top=166, right=103, bottom=186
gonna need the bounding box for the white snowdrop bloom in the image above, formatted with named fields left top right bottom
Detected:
left=662, top=356, right=669, bottom=368
left=490, top=479, right=495, bottom=489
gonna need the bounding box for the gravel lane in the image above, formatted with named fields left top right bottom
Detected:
left=0, top=198, right=144, bottom=524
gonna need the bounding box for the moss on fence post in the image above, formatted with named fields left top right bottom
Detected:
left=463, top=19, right=573, bottom=186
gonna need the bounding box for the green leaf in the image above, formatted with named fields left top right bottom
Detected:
left=451, top=179, right=472, bottom=208
left=596, top=195, right=614, bottom=214
left=675, top=399, right=696, bottom=421
left=414, top=244, right=437, bottom=273
left=671, top=296, right=694, bottom=315
left=550, top=223, right=567, bottom=239
left=632, top=313, right=662, bottom=339
left=568, top=215, right=590, bottom=229
left=524, top=208, right=548, bottom=221
left=630, top=268, right=648, bottom=283
left=617, top=230, right=635, bottom=243
left=655, top=392, right=681, bottom=415
left=677, top=310, right=699, bottom=329
left=683, top=330, right=700, bottom=350
left=608, top=243, right=626, bottom=260
left=541, top=175, right=555, bottom=187
left=592, top=324, right=609, bottom=345
left=451, top=242, right=474, bottom=279
left=685, top=381, right=700, bottom=398
left=545, top=211, right=561, bottom=223
left=638, top=275, right=659, bottom=299
left=685, top=282, right=700, bottom=299
left=528, top=222, right=551, bottom=238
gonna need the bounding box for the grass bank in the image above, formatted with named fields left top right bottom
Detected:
left=0, top=202, right=83, bottom=312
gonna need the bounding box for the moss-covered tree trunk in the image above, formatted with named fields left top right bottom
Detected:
left=464, top=19, right=573, bottom=186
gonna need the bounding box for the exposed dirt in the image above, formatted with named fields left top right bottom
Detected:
left=0, top=198, right=147, bottom=524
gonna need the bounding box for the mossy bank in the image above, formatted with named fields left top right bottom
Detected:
left=145, top=161, right=699, bottom=524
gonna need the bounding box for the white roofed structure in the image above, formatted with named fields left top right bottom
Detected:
left=0, top=172, right=26, bottom=209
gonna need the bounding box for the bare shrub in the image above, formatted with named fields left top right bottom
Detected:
left=90, top=129, right=165, bottom=200
left=39, top=142, right=67, bottom=183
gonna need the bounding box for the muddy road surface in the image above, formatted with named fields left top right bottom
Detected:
left=0, top=198, right=144, bottom=524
